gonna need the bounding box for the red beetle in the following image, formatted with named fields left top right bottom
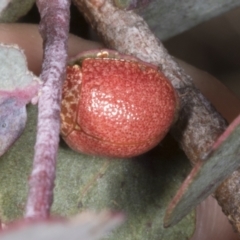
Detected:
left=60, top=50, right=178, bottom=158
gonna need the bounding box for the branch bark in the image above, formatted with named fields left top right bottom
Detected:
left=73, top=0, right=240, bottom=232
left=25, top=0, right=70, bottom=219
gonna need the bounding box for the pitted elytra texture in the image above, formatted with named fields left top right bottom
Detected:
left=61, top=65, right=82, bottom=136
left=61, top=54, right=177, bottom=158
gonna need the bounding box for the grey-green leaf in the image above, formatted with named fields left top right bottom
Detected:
left=0, top=105, right=195, bottom=239
left=164, top=114, right=240, bottom=227
left=0, top=0, right=35, bottom=23
left=0, top=44, right=40, bottom=156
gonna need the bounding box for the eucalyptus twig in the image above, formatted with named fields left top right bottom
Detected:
left=73, top=0, right=240, bottom=232
left=25, top=0, right=70, bottom=219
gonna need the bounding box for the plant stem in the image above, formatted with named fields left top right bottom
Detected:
left=25, top=0, right=70, bottom=219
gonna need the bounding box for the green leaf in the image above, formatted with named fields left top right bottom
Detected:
left=136, top=0, right=240, bottom=40
left=164, top=114, right=240, bottom=227
left=0, top=44, right=40, bottom=156
left=0, top=0, right=35, bottom=23
left=0, top=105, right=195, bottom=239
